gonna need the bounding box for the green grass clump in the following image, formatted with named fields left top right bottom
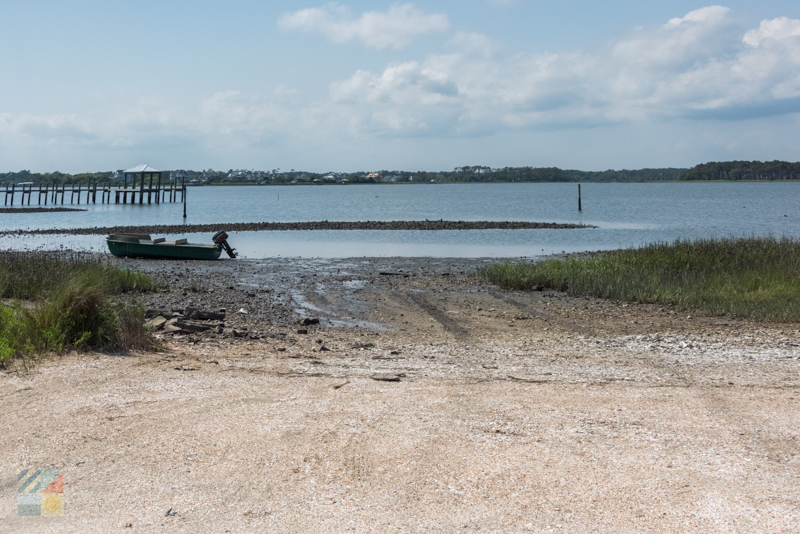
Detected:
left=480, top=237, right=800, bottom=322
left=0, top=252, right=157, bottom=300
left=0, top=252, right=158, bottom=367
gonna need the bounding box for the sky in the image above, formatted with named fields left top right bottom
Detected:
left=1, top=1, right=800, bottom=173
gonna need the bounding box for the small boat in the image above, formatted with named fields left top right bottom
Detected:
left=106, top=231, right=237, bottom=260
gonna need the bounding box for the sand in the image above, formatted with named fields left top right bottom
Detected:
left=1, top=256, right=798, bottom=533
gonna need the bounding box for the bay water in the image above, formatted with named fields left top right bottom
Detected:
left=1, top=182, right=798, bottom=258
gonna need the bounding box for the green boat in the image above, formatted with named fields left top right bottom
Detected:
left=106, top=231, right=237, bottom=260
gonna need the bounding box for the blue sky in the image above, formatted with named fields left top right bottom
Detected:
left=2, top=1, right=800, bottom=172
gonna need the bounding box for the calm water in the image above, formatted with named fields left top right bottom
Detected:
left=2, top=183, right=798, bottom=258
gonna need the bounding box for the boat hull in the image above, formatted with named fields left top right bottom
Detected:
left=106, top=238, right=223, bottom=260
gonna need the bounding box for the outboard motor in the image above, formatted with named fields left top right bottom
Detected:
left=212, top=231, right=237, bottom=258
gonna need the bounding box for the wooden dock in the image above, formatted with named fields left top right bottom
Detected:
left=3, top=179, right=186, bottom=207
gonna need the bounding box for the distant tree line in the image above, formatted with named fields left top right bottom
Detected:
left=680, top=161, right=800, bottom=181
left=447, top=166, right=686, bottom=183
left=0, top=170, right=112, bottom=186
left=3, top=161, right=799, bottom=186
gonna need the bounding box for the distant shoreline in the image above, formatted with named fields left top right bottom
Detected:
left=0, top=220, right=597, bottom=237
left=0, top=207, right=87, bottom=213
left=196, top=179, right=798, bottom=186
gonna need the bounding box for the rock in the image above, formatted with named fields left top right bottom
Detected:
left=215, top=326, right=224, bottom=335
left=302, top=317, right=320, bottom=325
left=237, top=308, right=248, bottom=314
left=232, top=329, right=247, bottom=338
left=146, top=316, right=167, bottom=330
left=197, top=310, right=225, bottom=321
left=145, top=308, right=169, bottom=319
left=163, top=324, right=182, bottom=334
left=370, top=373, right=404, bottom=382
left=319, top=346, right=331, bottom=352
left=184, top=306, right=199, bottom=320
left=174, top=320, right=222, bottom=333
left=297, top=329, right=308, bottom=335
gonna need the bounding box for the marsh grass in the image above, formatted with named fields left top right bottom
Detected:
left=0, top=251, right=156, bottom=299
left=480, top=237, right=800, bottom=322
left=0, top=252, right=158, bottom=366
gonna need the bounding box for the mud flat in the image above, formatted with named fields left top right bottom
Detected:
left=1, top=255, right=798, bottom=533
left=0, top=220, right=596, bottom=237
left=0, top=207, right=87, bottom=214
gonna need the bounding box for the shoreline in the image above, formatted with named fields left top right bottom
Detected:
left=0, top=220, right=596, bottom=237
left=0, top=207, right=87, bottom=213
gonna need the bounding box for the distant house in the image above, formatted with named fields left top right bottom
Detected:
left=201, top=170, right=221, bottom=182
left=366, top=172, right=380, bottom=180
left=171, top=169, right=190, bottom=182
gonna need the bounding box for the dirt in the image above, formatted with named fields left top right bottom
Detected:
left=1, top=256, right=799, bottom=533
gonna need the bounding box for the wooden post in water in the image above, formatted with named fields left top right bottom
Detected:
left=157, top=173, right=161, bottom=204
left=578, top=184, right=582, bottom=212
left=10, top=183, right=15, bottom=206
left=140, top=174, right=145, bottom=205
left=182, top=176, right=186, bottom=218
left=147, top=174, right=152, bottom=204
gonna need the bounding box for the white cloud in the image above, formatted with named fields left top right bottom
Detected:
left=0, top=113, right=93, bottom=142
left=743, top=16, right=800, bottom=46
left=279, top=3, right=449, bottom=50
left=667, top=5, right=730, bottom=26
left=326, top=8, right=800, bottom=136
